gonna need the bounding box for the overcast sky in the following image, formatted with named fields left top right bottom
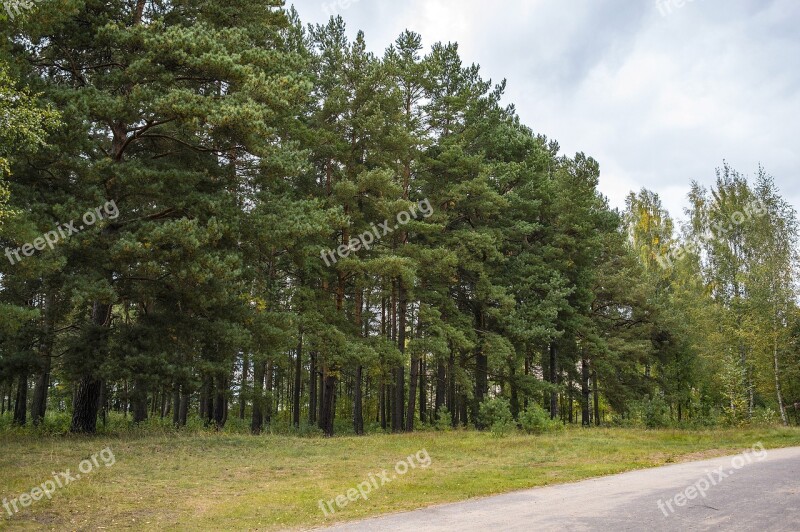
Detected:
left=288, top=0, right=800, bottom=222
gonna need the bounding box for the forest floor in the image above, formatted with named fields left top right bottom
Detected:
left=1, top=426, right=799, bottom=530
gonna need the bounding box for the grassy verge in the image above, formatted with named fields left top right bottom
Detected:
left=1, top=426, right=799, bottom=530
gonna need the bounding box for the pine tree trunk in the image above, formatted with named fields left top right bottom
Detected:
left=31, top=294, right=55, bottom=426
left=581, top=357, right=590, bottom=427
left=13, top=372, right=28, bottom=425
left=353, top=365, right=364, bottom=435
left=251, top=361, right=265, bottom=434
left=419, top=355, right=427, bottom=424
left=510, top=364, right=519, bottom=420
left=213, top=374, right=226, bottom=429
left=473, top=309, right=487, bottom=427
left=71, top=376, right=103, bottom=433
left=31, top=356, right=51, bottom=426
left=265, top=361, right=273, bottom=426
left=317, top=364, right=324, bottom=429
left=178, top=389, right=189, bottom=427
left=322, top=373, right=337, bottom=437
left=309, top=351, right=317, bottom=424
left=592, top=367, right=600, bottom=426
left=549, top=343, right=559, bottom=419
left=447, top=352, right=456, bottom=426
left=293, top=329, right=303, bottom=428
left=435, top=359, right=446, bottom=417
left=379, top=381, right=387, bottom=430
left=239, top=354, right=249, bottom=420
left=393, top=282, right=406, bottom=432
left=568, top=375, right=574, bottom=424
left=172, top=384, right=181, bottom=426
left=406, top=353, right=419, bottom=432
left=132, top=378, right=148, bottom=423
left=70, top=301, right=112, bottom=433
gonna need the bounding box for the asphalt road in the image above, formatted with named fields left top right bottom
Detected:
left=323, top=446, right=800, bottom=531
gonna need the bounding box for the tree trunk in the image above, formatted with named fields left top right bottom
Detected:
left=213, top=374, right=226, bottom=429
left=70, top=301, right=112, bottom=433
left=435, top=359, right=446, bottom=418
left=132, top=378, right=148, bottom=423
left=393, top=282, right=406, bottom=432
left=309, top=351, right=317, bottom=424
left=473, top=310, right=488, bottom=427
left=581, top=356, right=590, bottom=427
left=239, top=354, right=249, bottom=420
left=321, top=373, right=337, bottom=437
left=379, top=381, right=387, bottom=430
left=172, top=384, right=181, bottom=426
left=31, top=294, right=56, bottom=426
left=549, top=343, right=559, bottom=419
left=353, top=365, right=364, bottom=435
left=293, top=329, right=303, bottom=428
left=13, top=373, right=28, bottom=425
left=419, top=355, right=427, bottom=424
left=251, top=360, right=266, bottom=434
left=568, top=375, right=574, bottom=424
left=510, top=364, right=519, bottom=420
left=31, top=356, right=51, bottom=426
left=773, top=328, right=788, bottom=425
left=317, top=363, right=324, bottom=429
left=592, top=367, right=600, bottom=426
left=406, top=353, right=419, bottom=432
left=71, top=376, right=103, bottom=433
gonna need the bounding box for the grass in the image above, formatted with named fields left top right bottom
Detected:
left=1, top=424, right=799, bottom=530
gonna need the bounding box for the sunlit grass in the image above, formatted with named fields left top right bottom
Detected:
left=1, top=424, right=799, bottom=530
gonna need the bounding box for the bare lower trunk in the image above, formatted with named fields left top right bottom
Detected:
left=70, top=376, right=103, bottom=433
left=774, top=331, right=788, bottom=425
left=406, top=355, right=419, bottom=432
left=592, top=367, right=600, bottom=426
left=13, top=373, right=28, bottom=425
left=31, top=356, right=51, bottom=426
left=179, top=389, right=189, bottom=427
left=132, top=378, right=148, bottom=423
left=239, top=354, right=249, bottom=420
left=435, top=359, right=446, bottom=417
left=321, top=373, right=337, bottom=437
left=309, top=352, right=317, bottom=425
left=293, top=329, right=303, bottom=428
left=251, top=360, right=265, bottom=434
left=549, top=343, right=558, bottom=419
left=581, top=356, right=590, bottom=427
left=353, top=366, right=364, bottom=435
left=172, top=384, right=181, bottom=426
left=70, top=301, right=112, bottom=433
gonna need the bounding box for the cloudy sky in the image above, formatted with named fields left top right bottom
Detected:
left=288, top=0, right=800, bottom=223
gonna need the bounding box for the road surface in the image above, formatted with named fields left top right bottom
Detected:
left=323, top=446, right=800, bottom=531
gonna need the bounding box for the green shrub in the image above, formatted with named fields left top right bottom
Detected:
left=434, top=407, right=453, bottom=431
left=752, top=407, right=779, bottom=426
left=479, top=398, right=515, bottom=437
left=644, top=395, right=669, bottom=429
left=519, top=403, right=563, bottom=434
